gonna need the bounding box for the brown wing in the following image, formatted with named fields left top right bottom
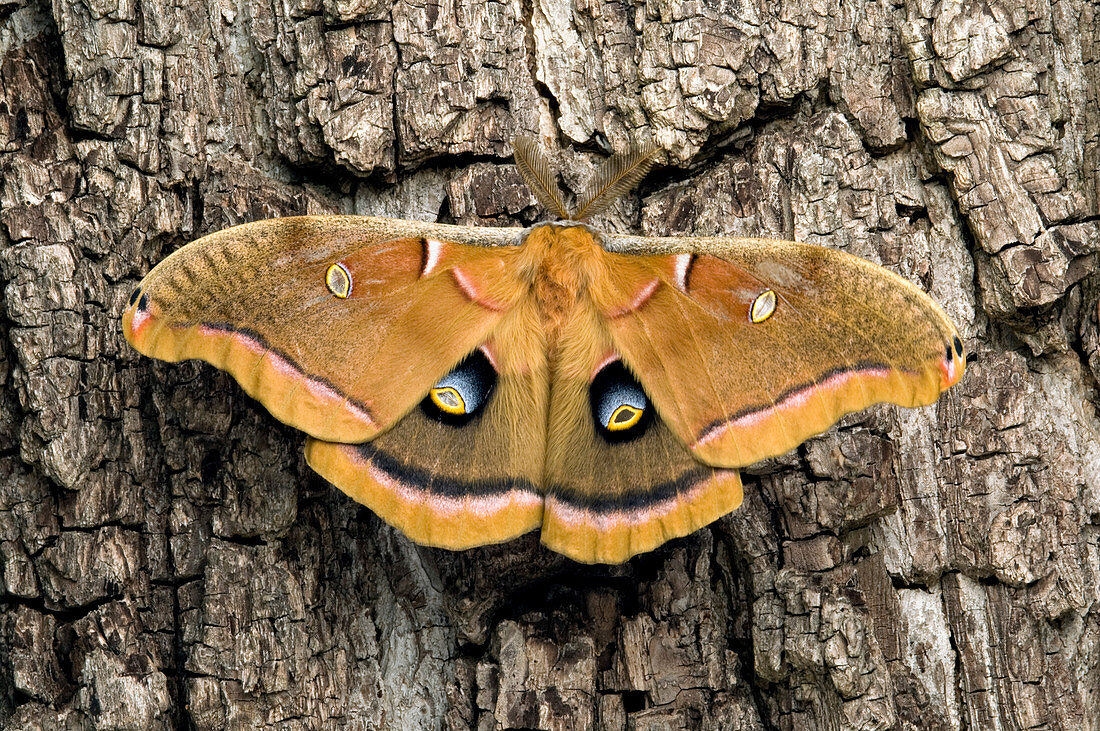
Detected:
left=304, top=304, right=549, bottom=551
left=123, top=216, right=525, bottom=443
left=538, top=289, right=742, bottom=565
left=593, top=235, right=965, bottom=468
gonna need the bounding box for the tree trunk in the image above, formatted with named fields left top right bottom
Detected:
left=1, top=0, right=1098, bottom=728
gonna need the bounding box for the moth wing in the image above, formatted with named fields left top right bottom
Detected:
left=595, top=235, right=965, bottom=468
left=304, top=314, right=548, bottom=550
left=123, top=215, right=524, bottom=442
left=538, top=295, right=741, bottom=565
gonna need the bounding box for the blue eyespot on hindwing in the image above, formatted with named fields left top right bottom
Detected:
left=590, top=360, right=651, bottom=443
left=421, top=349, right=497, bottom=425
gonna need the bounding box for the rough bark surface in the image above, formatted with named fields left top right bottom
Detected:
left=1, top=0, right=1098, bottom=728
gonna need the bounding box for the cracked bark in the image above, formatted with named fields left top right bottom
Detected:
left=1, top=0, right=1098, bottom=728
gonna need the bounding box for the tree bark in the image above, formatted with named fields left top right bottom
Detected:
left=1, top=0, right=1098, bottom=728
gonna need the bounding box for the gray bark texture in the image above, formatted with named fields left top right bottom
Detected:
left=0, top=0, right=1098, bottom=728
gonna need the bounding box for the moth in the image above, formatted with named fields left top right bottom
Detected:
left=123, top=139, right=965, bottom=564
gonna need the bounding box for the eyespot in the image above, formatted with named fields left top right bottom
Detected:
left=607, top=403, right=644, bottom=431
left=421, top=350, right=496, bottom=425
left=953, top=335, right=964, bottom=357
left=128, top=288, right=141, bottom=307
left=326, top=263, right=352, bottom=299
left=429, top=387, right=467, bottom=414
left=590, top=360, right=651, bottom=442
left=750, top=289, right=777, bottom=323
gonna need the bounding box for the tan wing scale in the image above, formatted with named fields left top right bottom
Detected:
left=305, top=324, right=548, bottom=550
left=535, top=234, right=743, bottom=564
left=590, top=238, right=965, bottom=468
left=123, top=216, right=525, bottom=443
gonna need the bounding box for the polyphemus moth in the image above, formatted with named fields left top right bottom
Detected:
left=123, top=138, right=965, bottom=564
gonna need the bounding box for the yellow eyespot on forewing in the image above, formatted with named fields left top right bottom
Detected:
left=607, top=404, right=643, bottom=431
left=750, top=289, right=777, bottom=323
left=326, top=262, right=352, bottom=298
left=430, top=386, right=467, bottom=415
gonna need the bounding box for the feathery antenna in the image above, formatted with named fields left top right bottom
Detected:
left=573, top=142, right=660, bottom=220
left=513, top=137, right=570, bottom=220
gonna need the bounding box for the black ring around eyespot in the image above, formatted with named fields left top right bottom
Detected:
left=589, top=360, right=652, bottom=443
left=128, top=288, right=141, bottom=307
left=420, top=349, right=497, bottom=426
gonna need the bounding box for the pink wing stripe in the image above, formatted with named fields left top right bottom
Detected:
left=345, top=449, right=543, bottom=518
left=546, top=471, right=735, bottom=529
left=197, top=325, right=376, bottom=429
left=694, top=366, right=893, bottom=447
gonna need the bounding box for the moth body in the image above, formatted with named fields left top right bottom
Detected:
left=123, top=213, right=964, bottom=563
